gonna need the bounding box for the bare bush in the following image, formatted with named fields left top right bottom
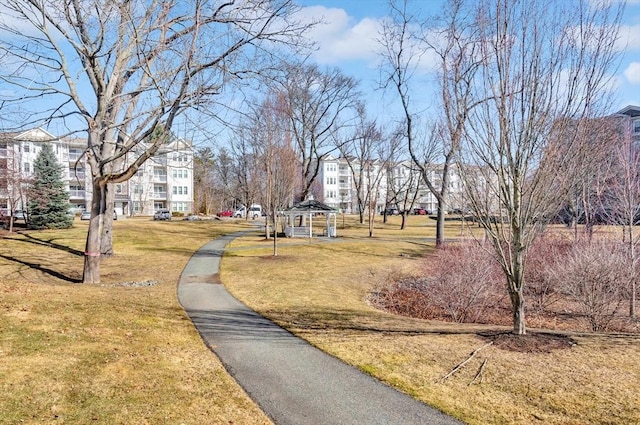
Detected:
left=551, top=240, right=631, bottom=332
left=371, top=243, right=504, bottom=323
left=369, top=275, right=438, bottom=319
left=426, top=243, right=504, bottom=323
left=525, top=236, right=573, bottom=313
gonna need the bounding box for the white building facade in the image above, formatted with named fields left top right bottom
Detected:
left=318, top=155, right=466, bottom=215
left=1, top=129, right=194, bottom=217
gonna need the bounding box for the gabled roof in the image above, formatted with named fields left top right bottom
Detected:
left=0, top=127, right=57, bottom=142
left=284, top=199, right=337, bottom=212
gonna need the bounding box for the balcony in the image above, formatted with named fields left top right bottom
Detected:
left=69, top=190, right=86, bottom=198
left=69, top=172, right=86, bottom=180
left=153, top=174, right=167, bottom=182
left=152, top=191, right=167, bottom=199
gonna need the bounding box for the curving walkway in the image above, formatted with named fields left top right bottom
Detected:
left=177, top=232, right=464, bottom=425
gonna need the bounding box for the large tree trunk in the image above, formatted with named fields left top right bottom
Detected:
left=509, top=242, right=527, bottom=335
left=101, top=184, right=115, bottom=256
left=510, top=288, right=527, bottom=335
left=82, top=178, right=105, bottom=283
left=435, top=200, right=446, bottom=248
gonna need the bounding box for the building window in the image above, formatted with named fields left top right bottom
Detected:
left=133, top=202, right=142, bottom=212
left=23, top=162, right=30, bottom=173
left=23, top=142, right=30, bottom=153
left=326, top=177, right=336, bottom=185
left=634, top=119, right=640, bottom=134
left=172, top=169, right=188, bottom=178
left=133, top=184, right=143, bottom=194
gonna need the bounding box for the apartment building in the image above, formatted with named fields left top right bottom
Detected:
left=0, top=128, right=194, bottom=217
left=318, top=155, right=465, bottom=215
left=319, top=155, right=389, bottom=214
left=617, top=105, right=640, bottom=143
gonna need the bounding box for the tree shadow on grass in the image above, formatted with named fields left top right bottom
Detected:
left=14, top=233, right=84, bottom=256
left=0, top=253, right=82, bottom=283
left=265, top=308, right=583, bottom=353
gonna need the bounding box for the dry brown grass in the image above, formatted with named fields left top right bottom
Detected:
left=0, top=217, right=270, bottom=425
left=222, top=215, right=640, bottom=425
left=4, top=214, right=640, bottom=424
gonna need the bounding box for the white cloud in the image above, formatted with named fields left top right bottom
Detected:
left=624, top=62, right=640, bottom=84
left=294, top=6, right=384, bottom=65
left=615, top=24, right=640, bottom=51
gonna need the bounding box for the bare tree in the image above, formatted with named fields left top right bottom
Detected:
left=229, top=127, right=264, bottom=218
left=603, top=114, right=640, bottom=318
left=0, top=0, right=311, bottom=283
left=460, top=0, right=622, bottom=335
left=193, top=147, right=217, bottom=215
left=557, top=119, right=615, bottom=240
left=247, top=91, right=298, bottom=246
left=385, top=157, right=422, bottom=230
left=0, top=134, right=28, bottom=232
left=336, top=103, right=385, bottom=224
left=378, top=0, right=481, bottom=247
left=277, top=62, right=359, bottom=202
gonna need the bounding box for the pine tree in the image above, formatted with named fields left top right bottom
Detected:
left=27, top=143, right=73, bottom=229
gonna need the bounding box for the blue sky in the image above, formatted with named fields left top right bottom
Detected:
left=295, top=0, right=640, bottom=114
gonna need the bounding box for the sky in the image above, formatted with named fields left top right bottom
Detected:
left=294, top=0, right=640, bottom=116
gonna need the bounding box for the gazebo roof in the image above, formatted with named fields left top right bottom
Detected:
left=284, top=199, right=337, bottom=213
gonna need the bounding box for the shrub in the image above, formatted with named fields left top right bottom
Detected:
left=524, top=236, right=573, bottom=313
left=550, top=239, right=630, bottom=332
left=371, top=242, right=504, bottom=323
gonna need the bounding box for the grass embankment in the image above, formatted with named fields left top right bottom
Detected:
left=0, top=217, right=270, bottom=425
left=222, top=215, right=640, bottom=425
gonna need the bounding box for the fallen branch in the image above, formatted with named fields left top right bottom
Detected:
left=468, top=357, right=489, bottom=386
left=439, top=341, right=493, bottom=383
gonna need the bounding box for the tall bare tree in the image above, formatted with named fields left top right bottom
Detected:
left=193, top=146, right=216, bottom=215
left=277, top=62, right=359, bottom=202
left=246, top=91, right=298, bottom=245
left=379, top=0, right=481, bottom=247
left=460, top=0, right=622, bottom=335
left=0, top=0, right=310, bottom=283
left=603, top=114, right=640, bottom=318
left=336, top=103, right=385, bottom=224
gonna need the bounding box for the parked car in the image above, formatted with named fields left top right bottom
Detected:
left=413, top=208, right=427, bottom=215
left=217, top=210, right=233, bottom=217
left=385, top=208, right=399, bottom=215
left=183, top=214, right=201, bottom=221
left=80, top=210, right=117, bottom=220
left=13, top=210, right=28, bottom=221
left=234, top=204, right=262, bottom=218
left=153, top=209, right=171, bottom=221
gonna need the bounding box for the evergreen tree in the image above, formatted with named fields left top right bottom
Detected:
left=27, top=143, right=73, bottom=229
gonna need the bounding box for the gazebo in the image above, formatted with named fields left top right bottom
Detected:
left=281, top=199, right=338, bottom=238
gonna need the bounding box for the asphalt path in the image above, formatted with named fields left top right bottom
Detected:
left=177, top=232, right=464, bottom=425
